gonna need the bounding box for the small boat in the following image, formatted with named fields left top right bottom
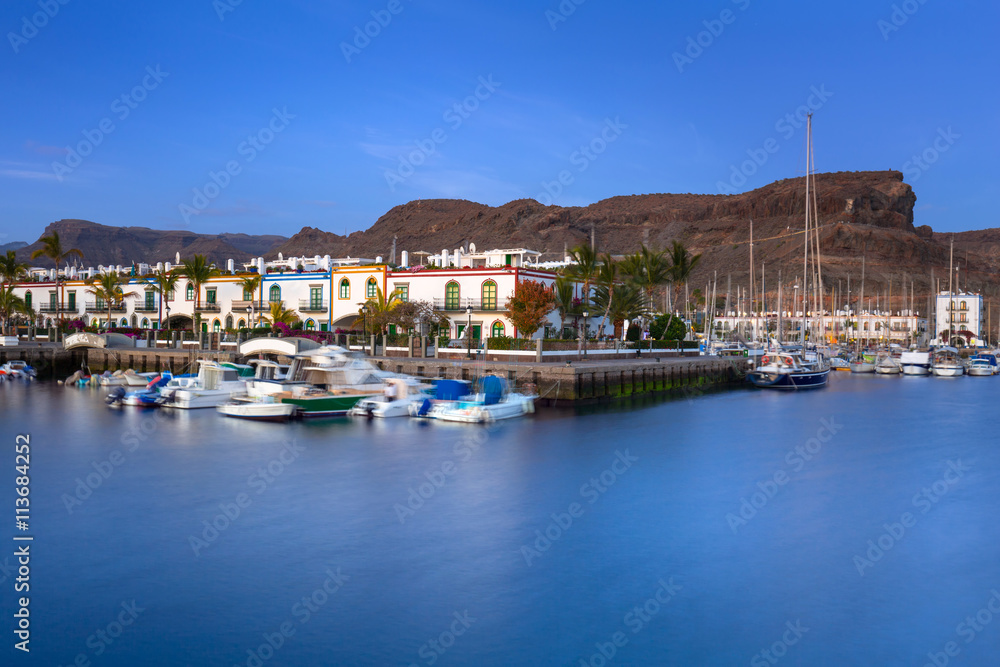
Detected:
left=931, top=347, right=964, bottom=377
left=1, top=360, right=36, bottom=379
left=348, top=378, right=432, bottom=418
left=849, top=353, right=876, bottom=374
left=968, top=353, right=999, bottom=376
left=217, top=395, right=298, bottom=422
left=900, top=351, right=931, bottom=376
left=874, top=353, right=902, bottom=375
left=107, top=371, right=177, bottom=407
left=967, top=358, right=995, bottom=377
left=96, top=370, right=159, bottom=387
left=411, top=376, right=536, bottom=423
left=747, top=352, right=831, bottom=389
left=829, top=357, right=851, bottom=371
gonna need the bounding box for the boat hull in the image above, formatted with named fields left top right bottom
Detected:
left=931, top=365, right=964, bottom=377
left=279, top=392, right=374, bottom=417
left=850, top=362, right=875, bottom=373
left=217, top=402, right=298, bottom=422
left=748, top=368, right=830, bottom=389
left=901, top=365, right=930, bottom=376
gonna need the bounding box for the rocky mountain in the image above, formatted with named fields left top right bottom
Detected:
left=274, top=170, right=997, bottom=297
left=16, top=220, right=286, bottom=268
left=17, top=172, right=1000, bottom=301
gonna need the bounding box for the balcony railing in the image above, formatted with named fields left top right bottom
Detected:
left=85, top=301, right=127, bottom=312
left=231, top=300, right=257, bottom=311
left=298, top=299, right=329, bottom=313
left=135, top=304, right=159, bottom=312
left=195, top=303, right=222, bottom=312
left=38, top=302, right=76, bottom=313
left=432, top=298, right=499, bottom=312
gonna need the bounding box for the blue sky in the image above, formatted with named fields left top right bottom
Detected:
left=0, top=0, right=996, bottom=243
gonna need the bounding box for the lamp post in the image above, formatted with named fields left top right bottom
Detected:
left=465, top=302, right=473, bottom=359
left=361, top=304, right=368, bottom=354
left=582, top=309, right=589, bottom=359
left=246, top=305, right=252, bottom=335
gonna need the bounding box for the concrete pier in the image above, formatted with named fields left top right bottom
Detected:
left=2, top=343, right=749, bottom=404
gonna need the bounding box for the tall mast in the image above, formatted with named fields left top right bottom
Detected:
left=749, top=219, right=755, bottom=342
left=948, top=235, right=954, bottom=345
left=801, top=115, right=812, bottom=348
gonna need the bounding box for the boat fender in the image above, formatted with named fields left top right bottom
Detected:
left=417, top=398, right=432, bottom=417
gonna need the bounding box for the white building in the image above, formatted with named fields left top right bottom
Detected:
left=934, top=292, right=984, bottom=345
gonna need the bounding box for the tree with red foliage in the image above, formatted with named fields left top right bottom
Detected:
left=505, top=279, right=555, bottom=339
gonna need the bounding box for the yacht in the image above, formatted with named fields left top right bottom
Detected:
left=930, top=347, right=964, bottom=377
left=899, top=351, right=931, bottom=376
left=967, top=353, right=998, bottom=377
left=157, top=361, right=249, bottom=408
left=747, top=351, right=831, bottom=389
left=411, top=376, right=536, bottom=422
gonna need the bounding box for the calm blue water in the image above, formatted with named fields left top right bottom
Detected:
left=1, top=374, right=999, bottom=666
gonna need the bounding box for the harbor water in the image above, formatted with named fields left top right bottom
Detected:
left=1, top=374, right=999, bottom=665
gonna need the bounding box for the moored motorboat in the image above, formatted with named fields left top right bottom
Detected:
left=157, top=361, right=248, bottom=408
left=966, top=357, right=995, bottom=377
left=930, top=347, right=964, bottom=377
left=900, top=351, right=931, bottom=376
left=849, top=353, right=876, bottom=374
left=1, top=360, right=36, bottom=379
left=348, top=377, right=432, bottom=418
left=747, top=352, right=831, bottom=389
left=411, top=376, right=535, bottom=422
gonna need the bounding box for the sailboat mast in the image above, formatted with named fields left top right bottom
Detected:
left=801, top=115, right=811, bottom=349
left=948, top=235, right=954, bottom=345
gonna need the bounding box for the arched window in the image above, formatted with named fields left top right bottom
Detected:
left=212, top=319, right=221, bottom=332
left=961, top=301, right=967, bottom=311
left=482, top=280, right=497, bottom=311
left=305, top=319, right=315, bottom=330
left=269, top=284, right=281, bottom=303
left=186, top=283, right=194, bottom=300
left=120, top=318, right=128, bottom=327
left=24, top=291, right=31, bottom=309
left=339, top=278, right=350, bottom=300
left=130, top=314, right=137, bottom=328
left=366, top=278, right=378, bottom=299
left=225, top=315, right=233, bottom=330
left=237, top=319, right=246, bottom=329
left=491, top=321, right=505, bottom=338
left=863, top=322, right=869, bottom=331
left=141, top=318, right=149, bottom=328
left=445, top=281, right=460, bottom=310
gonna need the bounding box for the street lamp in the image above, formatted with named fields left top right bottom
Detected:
left=246, top=305, right=252, bottom=334
left=361, top=304, right=368, bottom=354
left=582, top=309, right=589, bottom=358
left=465, top=302, right=473, bottom=359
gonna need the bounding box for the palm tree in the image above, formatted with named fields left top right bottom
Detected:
left=262, top=300, right=298, bottom=327
left=553, top=275, right=577, bottom=338
left=0, top=286, right=26, bottom=335
left=566, top=243, right=599, bottom=312
left=29, top=231, right=83, bottom=322
left=607, top=283, right=646, bottom=331
left=143, top=268, right=180, bottom=333
left=179, top=255, right=218, bottom=332
left=358, top=286, right=403, bottom=336
left=666, top=240, right=702, bottom=313
left=238, top=275, right=263, bottom=327
left=86, top=272, right=137, bottom=331
left=594, top=254, right=618, bottom=336
left=661, top=241, right=702, bottom=339
left=0, top=251, right=30, bottom=286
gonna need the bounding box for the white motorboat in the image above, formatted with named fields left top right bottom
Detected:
left=157, top=361, right=249, bottom=408
left=900, top=351, right=931, bottom=376
left=0, top=360, right=36, bottom=379
left=931, top=347, right=964, bottom=377
left=217, top=395, right=298, bottom=422
left=967, top=358, right=995, bottom=377
left=411, top=376, right=536, bottom=423
left=348, top=378, right=432, bottom=418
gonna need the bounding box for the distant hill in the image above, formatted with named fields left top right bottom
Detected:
left=1, top=241, right=27, bottom=253
left=16, top=220, right=286, bottom=268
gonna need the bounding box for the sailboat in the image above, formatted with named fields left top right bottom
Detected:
left=749, top=113, right=831, bottom=389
